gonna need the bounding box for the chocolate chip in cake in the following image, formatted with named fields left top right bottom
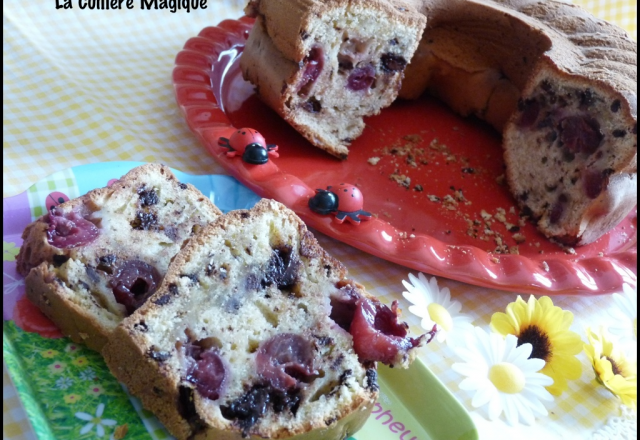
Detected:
left=52, top=254, right=70, bottom=267
left=613, top=129, right=627, bottom=138
left=380, top=53, right=407, bottom=72
left=153, top=294, right=171, bottom=306
left=133, top=321, right=148, bottom=332
left=611, top=100, right=621, bottom=113
left=220, top=385, right=271, bottom=436
left=97, top=254, right=117, bottom=274
left=148, top=348, right=172, bottom=362
left=302, top=97, right=322, bottom=113
left=365, top=369, right=379, bottom=392
left=261, top=247, right=300, bottom=290
left=339, top=369, right=353, bottom=387
left=130, top=211, right=158, bottom=230
left=137, top=187, right=159, bottom=206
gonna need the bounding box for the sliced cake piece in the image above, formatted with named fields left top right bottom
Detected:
left=16, top=163, right=222, bottom=351
left=102, top=199, right=425, bottom=440
left=241, top=0, right=426, bottom=159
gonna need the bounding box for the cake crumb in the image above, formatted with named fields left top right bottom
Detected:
left=368, top=157, right=381, bottom=166
left=496, top=174, right=506, bottom=186
left=390, top=172, right=411, bottom=189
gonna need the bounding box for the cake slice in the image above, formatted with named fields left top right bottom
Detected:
left=16, top=163, right=222, bottom=351
left=241, top=0, right=426, bottom=159
left=103, top=199, right=425, bottom=440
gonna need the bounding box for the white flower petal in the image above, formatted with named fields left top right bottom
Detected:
left=503, top=397, right=519, bottom=426
left=520, top=391, right=550, bottom=416
left=487, top=395, right=503, bottom=421
left=75, top=412, right=93, bottom=421
left=452, top=363, right=481, bottom=377
left=408, top=305, right=428, bottom=319
left=96, top=423, right=105, bottom=437
left=513, top=396, right=536, bottom=425
left=95, top=403, right=105, bottom=418
left=80, top=423, right=94, bottom=435
left=526, top=374, right=554, bottom=388
left=101, top=419, right=117, bottom=427
left=459, top=377, right=483, bottom=391
left=519, top=358, right=546, bottom=374
left=447, top=300, right=462, bottom=315
left=471, top=385, right=495, bottom=408
left=506, top=341, right=532, bottom=365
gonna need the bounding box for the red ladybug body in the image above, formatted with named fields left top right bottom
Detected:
left=308, top=183, right=372, bottom=225
left=218, top=128, right=279, bottom=164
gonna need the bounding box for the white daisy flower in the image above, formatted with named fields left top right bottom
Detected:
left=402, top=273, right=473, bottom=345
left=75, top=403, right=117, bottom=437
left=452, top=327, right=554, bottom=426
left=607, top=284, right=637, bottom=352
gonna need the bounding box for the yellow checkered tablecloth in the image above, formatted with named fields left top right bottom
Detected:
left=3, top=1, right=637, bottom=440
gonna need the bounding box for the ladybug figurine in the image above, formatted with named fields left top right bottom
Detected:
left=308, top=183, right=372, bottom=225
left=218, top=128, right=279, bottom=165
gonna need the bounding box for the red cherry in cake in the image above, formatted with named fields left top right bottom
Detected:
left=110, top=260, right=162, bottom=314
left=347, top=65, right=376, bottom=92
left=308, top=184, right=372, bottom=224
left=46, top=208, right=100, bottom=249
left=256, top=334, right=317, bottom=391
left=218, top=128, right=279, bottom=165
left=186, top=348, right=227, bottom=401
left=350, top=299, right=428, bottom=365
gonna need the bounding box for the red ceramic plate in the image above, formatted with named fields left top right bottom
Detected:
left=173, top=18, right=637, bottom=295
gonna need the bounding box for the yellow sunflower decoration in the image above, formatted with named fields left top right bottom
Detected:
left=490, top=295, right=583, bottom=396
left=584, top=327, right=637, bottom=409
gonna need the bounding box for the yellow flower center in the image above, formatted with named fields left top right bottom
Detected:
left=489, top=363, right=526, bottom=394
left=427, top=303, right=453, bottom=332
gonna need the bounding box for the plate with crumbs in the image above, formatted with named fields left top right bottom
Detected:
left=172, top=18, right=636, bottom=295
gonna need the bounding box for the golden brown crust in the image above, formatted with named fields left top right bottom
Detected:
left=25, top=263, right=118, bottom=352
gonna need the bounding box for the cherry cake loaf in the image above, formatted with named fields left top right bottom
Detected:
left=240, top=0, right=637, bottom=246
left=241, top=0, right=426, bottom=159
left=103, top=199, right=425, bottom=440
left=16, top=164, right=222, bottom=352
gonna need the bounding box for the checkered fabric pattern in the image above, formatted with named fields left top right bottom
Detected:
left=3, top=363, right=37, bottom=440
left=3, top=1, right=637, bottom=440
